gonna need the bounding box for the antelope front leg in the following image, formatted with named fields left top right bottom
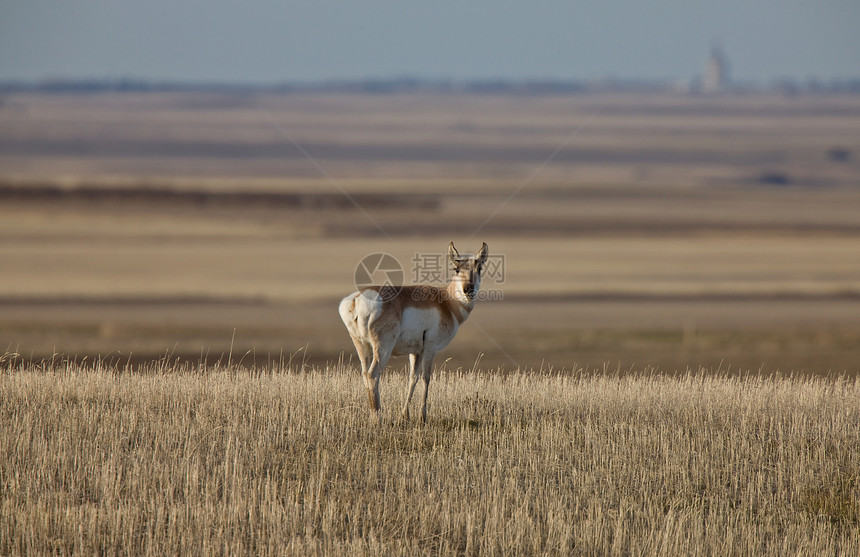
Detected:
left=419, top=353, right=436, bottom=423
left=402, top=353, right=422, bottom=419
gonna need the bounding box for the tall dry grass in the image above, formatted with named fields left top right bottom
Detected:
left=1, top=358, right=859, bottom=555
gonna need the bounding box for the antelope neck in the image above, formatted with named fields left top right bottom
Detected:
left=445, top=281, right=475, bottom=324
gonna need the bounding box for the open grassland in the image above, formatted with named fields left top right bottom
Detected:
left=3, top=214, right=860, bottom=371
left=2, top=91, right=860, bottom=371
left=2, top=361, right=860, bottom=555
left=3, top=179, right=860, bottom=372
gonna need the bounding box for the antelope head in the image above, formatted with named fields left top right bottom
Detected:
left=448, top=242, right=490, bottom=303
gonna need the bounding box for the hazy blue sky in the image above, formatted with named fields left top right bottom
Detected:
left=1, top=1, right=858, bottom=83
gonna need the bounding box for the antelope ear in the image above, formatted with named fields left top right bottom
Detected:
left=448, top=242, right=460, bottom=268
left=476, top=242, right=489, bottom=267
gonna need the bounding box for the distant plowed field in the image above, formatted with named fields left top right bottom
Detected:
left=1, top=91, right=860, bottom=372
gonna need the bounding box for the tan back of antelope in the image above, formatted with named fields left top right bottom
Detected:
left=339, top=242, right=489, bottom=421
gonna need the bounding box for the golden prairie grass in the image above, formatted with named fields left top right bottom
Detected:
left=2, top=359, right=859, bottom=556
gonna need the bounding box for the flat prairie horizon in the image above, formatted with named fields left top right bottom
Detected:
left=1, top=90, right=859, bottom=373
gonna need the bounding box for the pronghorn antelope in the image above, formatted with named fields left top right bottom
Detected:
left=339, top=242, right=489, bottom=421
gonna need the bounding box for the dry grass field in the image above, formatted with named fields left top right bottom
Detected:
left=2, top=360, right=859, bottom=555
